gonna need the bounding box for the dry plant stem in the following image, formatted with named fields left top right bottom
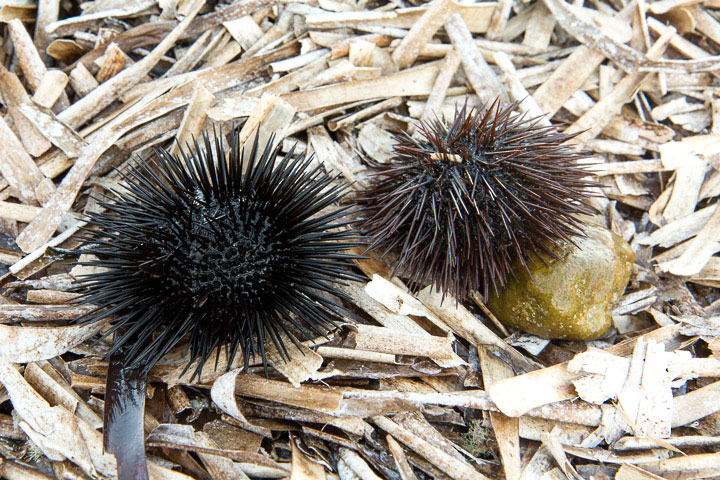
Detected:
left=338, top=282, right=434, bottom=337
left=295, top=59, right=356, bottom=89
left=541, top=430, right=579, bottom=479
left=12, top=220, right=85, bottom=274
left=26, top=289, right=78, bottom=304
left=8, top=18, right=69, bottom=109
left=326, top=33, right=386, bottom=59
left=170, top=85, right=215, bottom=157
left=391, top=0, right=456, bottom=69
left=518, top=447, right=555, bottom=480
left=269, top=49, right=329, bottom=73
left=95, top=43, right=127, bottom=83
left=265, top=332, right=323, bottom=388
left=62, top=0, right=272, bottom=71
left=0, top=252, right=21, bottom=266
left=470, top=293, right=509, bottom=336
left=662, top=158, right=705, bottom=224
left=17, top=103, right=85, bottom=157
left=445, top=13, right=508, bottom=104
left=69, top=63, right=99, bottom=97
left=8, top=19, right=46, bottom=92
left=493, top=52, right=549, bottom=125
left=0, top=321, right=103, bottom=363
left=637, top=0, right=653, bottom=52
left=542, top=0, right=645, bottom=74
left=615, top=464, right=668, bottom=480
left=585, top=138, right=641, bottom=156
left=417, top=287, right=536, bottom=371
left=614, top=435, right=720, bottom=451
left=353, top=324, right=458, bottom=364
left=14, top=129, right=122, bottom=253
left=567, top=27, right=675, bottom=145
left=243, top=9, right=293, bottom=57
left=397, top=414, right=474, bottom=475
left=316, top=346, right=397, bottom=363
left=121, top=364, right=602, bottom=424
left=282, top=63, right=439, bottom=111
left=32, top=70, right=69, bottom=108
left=57, top=0, right=206, bottom=129
left=0, top=67, right=52, bottom=156
left=329, top=97, right=402, bottom=131
left=45, top=39, right=86, bottom=64
left=591, top=159, right=667, bottom=176
left=250, top=55, right=330, bottom=96
left=307, top=3, right=494, bottom=32
left=193, top=432, right=252, bottom=480
left=224, top=16, right=264, bottom=51
left=533, top=1, right=635, bottom=117
left=34, top=0, right=60, bottom=54
left=672, top=380, right=720, bottom=427
left=308, top=126, right=368, bottom=187
left=0, top=305, right=94, bottom=323
left=373, top=416, right=491, bottom=480
left=649, top=0, right=704, bottom=14
left=350, top=38, right=379, bottom=68
left=293, top=414, right=368, bottom=439
left=25, top=362, right=102, bottom=429
left=688, top=5, right=720, bottom=45
left=301, top=428, right=355, bottom=453
left=0, top=117, right=53, bottom=205
left=337, top=458, right=361, bottom=480
left=238, top=375, right=344, bottom=413
left=347, top=386, right=606, bottom=427
left=163, top=28, right=215, bottom=77
left=339, top=448, right=383, bottom=480
left=237, top=93, right=296, bottom=150
left=386, top=435, right=419, bottom=480
left=365, top=276, right=452, bottom=334
left=479, top=347, right=521, bottom=480
left=486, top=0, right=514, bottom=40
left=522, top=3, right=555, bottom=52
left=561, top=445, right=668, bottom=466
left=647, top=16, right=711, bottom=61
left=627, top=452, right=720, bottom=478
left=204, top=39, right=243, bottom=70
left=663, top=204, right=720, bottom=276
left=285, top=100, right=372, bottom=136
left=45, top=2, right=155, bottom=34
left=417, top=50, right=461, bottom=126
left=0, top=358, right=102, bottom=477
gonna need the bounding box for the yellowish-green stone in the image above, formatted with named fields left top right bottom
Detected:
left=487, top=225, right=634, bottom=340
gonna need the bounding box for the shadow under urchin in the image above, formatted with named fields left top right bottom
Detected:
left=357, top=99, right=596, bottom=301
left=73, top=130, right=364, bottom=376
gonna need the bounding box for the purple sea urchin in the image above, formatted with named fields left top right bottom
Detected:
left=357, top=100, right=595, bottom=300
left=74, top=130, right=363, bottom=376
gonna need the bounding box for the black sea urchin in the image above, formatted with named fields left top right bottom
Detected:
left=357, top=100, right=595, bottom=300
left=74, top=130, right=363, bottom=375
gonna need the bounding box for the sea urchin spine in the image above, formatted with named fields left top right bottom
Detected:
left=357, top=99, right=595, bottom=300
